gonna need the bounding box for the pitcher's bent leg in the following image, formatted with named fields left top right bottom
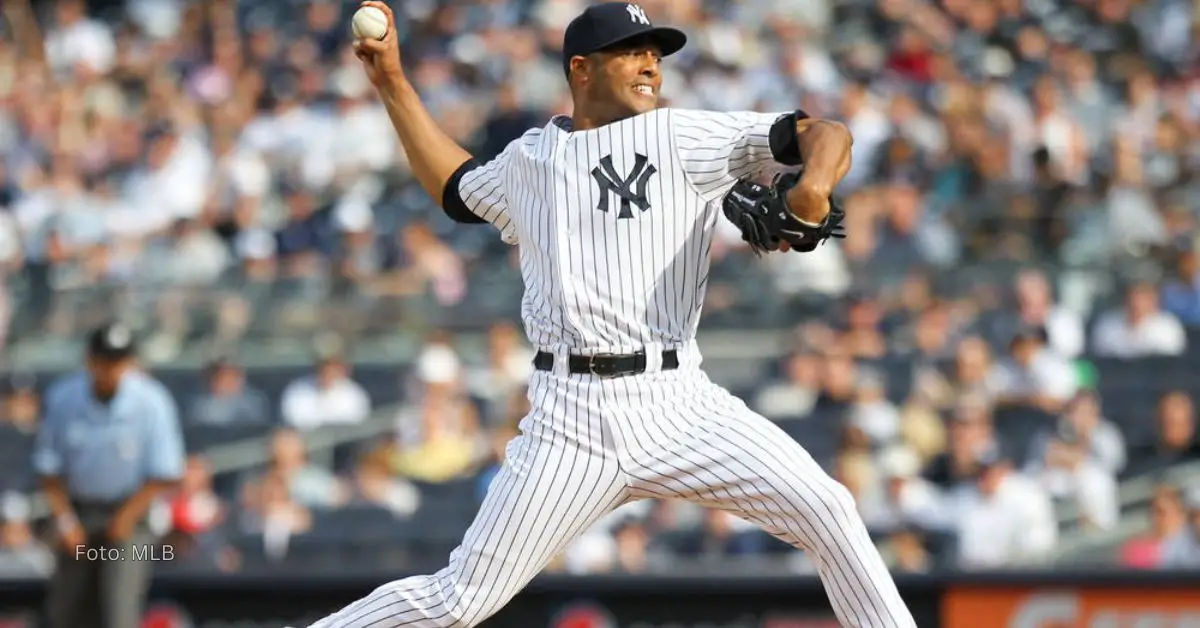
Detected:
left=626, top=386, right=916, bottom=628
left=308, top=419, right=627, bottom=628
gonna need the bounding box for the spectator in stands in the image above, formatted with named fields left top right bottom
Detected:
left=42, top=0, right=116, bottom=78
left=389, top=378, right=487, bottom=484
left=861, top=445, right=948, bottom=532
left=0, top=516, right=52, bottom=578
left=882, top=526, right=933, bottom=574
left=1024, top=422, right=1119, bottom=531
left=272, top=180, right=332, bottom=288
left=1159, top=486, right=1200, bottom=568
left=1000, top=269, right=1085, bottom=359
left=413, top=330, right=462, bottom=390
left=243, top=428, right=350, bottom=510
left=240, top=471, right=312, bottom=561
left=0, top=374, right=38, bottom=435
left=814, top=347, right=858, bottom=419
left=923, top=398, right=998, bottom=492
left=1026, top=391, right=1127, bottom=476
left=927, top=335, right=1002, bottom=409
left=835, top=449, right=880, bottom=513
left=1161, top=244, right=1200, bottom=326
left=674, top=510, right=766, bottom=564
left=167, top=455, right=239, bottom=573
left=560, top=504, right=662, bottom=575
left=373, top=222, right=466, bottom=306
left=992, top=326, right=1078, bottom=413
left=610, top=517, right=656, bottom=574
left=0, top=493, right=52, bottom=578
left=354, top=438, right=422, bottom=519
left=1092, top=281, right=1187, bottom=357
left=954, top=449, right=1058, bottom=569
left=280, top=350, right=372, bottom=431
left=330, top=197, right=387, bottom=300
left=477, top=84, right=542, bottom=162
left=885, top=271, right=937, bottom=332
left=1125, top=391, right=1200, bottom=477
left=845, top=368, right=901, bottom=450
left=187, top=357, right=270, bottom=426
left=465, top=321, right=533, bottom=427
left=896, top=392, right=947, bottom=468
left=1120, top=484, right=1186, bottom=568
left=897, top=301, right=960, bottom=362
left=562, top=518, right=649, bottom=576
left=762, top=227, right=854, bottom=298
left=839, top=293, right=888, bottom=359
left=755, top=348, right=821, bottom=421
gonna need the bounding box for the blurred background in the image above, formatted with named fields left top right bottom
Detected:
left=0, top=0, right=1199, bottom=626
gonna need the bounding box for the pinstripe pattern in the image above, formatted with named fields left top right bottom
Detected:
left=453, top=109, right=791, bottom=354
left=308, top=109, right=915, bottom=628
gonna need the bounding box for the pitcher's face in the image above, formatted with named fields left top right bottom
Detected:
left=575, top=36, right=664, bottom=121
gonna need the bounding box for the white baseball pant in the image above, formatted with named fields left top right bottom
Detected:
left=309, top=348, right=916, bottom=628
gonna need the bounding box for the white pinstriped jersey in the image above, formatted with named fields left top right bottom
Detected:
left=457, top=108, right=797, bottom=353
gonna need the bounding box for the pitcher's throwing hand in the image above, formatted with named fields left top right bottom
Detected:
left=352, top=1, right=403, bottom=87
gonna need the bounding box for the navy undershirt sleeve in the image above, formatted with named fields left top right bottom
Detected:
left=441, top=159, right=488, bottom=224
left=768, top=109, right=810, bottom=167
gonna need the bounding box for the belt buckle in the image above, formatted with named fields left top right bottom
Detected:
left=587, top=353, right=622, bottom=379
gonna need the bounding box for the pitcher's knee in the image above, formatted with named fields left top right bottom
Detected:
left=357, top=572, right=494, bottom=628
left=440, top=599, right=491, bottom=628
left=807, top=477, right=860, bottom=523
left=432, top=575, right=504, bottom=628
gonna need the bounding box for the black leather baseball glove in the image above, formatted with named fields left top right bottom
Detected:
left=721, top=172, right=846, bottom=255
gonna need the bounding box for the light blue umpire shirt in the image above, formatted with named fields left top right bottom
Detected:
left=32, top=369, right=186, bottom=503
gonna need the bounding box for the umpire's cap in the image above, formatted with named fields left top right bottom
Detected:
left=562, top=2, right=687, bottom=76
left=87, top=322, right=137, bottom=360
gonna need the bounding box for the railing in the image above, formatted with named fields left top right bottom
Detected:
left=23, top=402, right=407, bottom=522
left=1048, top=459, right=1200, bottom=565
left=1056, top=458, right=1200, bottom=527
left=1, top=249, right=1130, bottom=368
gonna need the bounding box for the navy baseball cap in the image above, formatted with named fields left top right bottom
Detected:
left=87, top=322, right=137, bottom=360
left=562, top=2, right=687, bottom=76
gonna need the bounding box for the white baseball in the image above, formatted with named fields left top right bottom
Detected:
left=351, top=6, right=389, bottom=41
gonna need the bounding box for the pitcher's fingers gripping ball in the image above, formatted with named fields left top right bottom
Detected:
left=351, top=5, right=388, bottom=40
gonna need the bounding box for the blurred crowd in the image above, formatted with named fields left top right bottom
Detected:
left=0, top=0, right=1198, bottom=578
left=0, top=309, right=1198, bottom=577
left=0, top=0, right=1197, bottom=352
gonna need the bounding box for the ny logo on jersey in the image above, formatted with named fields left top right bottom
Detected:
left=591, top=153, right=657, bottom=219
left=626, top=3, right=650, bottom=25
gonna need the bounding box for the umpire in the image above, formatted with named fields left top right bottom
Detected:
left=32, top=322, right=186, bottom=628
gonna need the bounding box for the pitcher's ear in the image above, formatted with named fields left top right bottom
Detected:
left=568, top=56, right=590, bottom=84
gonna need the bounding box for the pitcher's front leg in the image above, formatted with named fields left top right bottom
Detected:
left=625, top=388, right=917, bottom=628
left=309, top=417, right=628, bottom=628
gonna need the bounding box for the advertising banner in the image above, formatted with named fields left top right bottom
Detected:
left=547, top=599, right=841, bottom=628
left=943, top=587, right=1200, bottom=628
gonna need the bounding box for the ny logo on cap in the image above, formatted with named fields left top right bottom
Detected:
left=626, top=3, right=650, bottom=25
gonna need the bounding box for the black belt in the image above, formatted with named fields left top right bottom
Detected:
left=533, top=349, right=679, bottom=378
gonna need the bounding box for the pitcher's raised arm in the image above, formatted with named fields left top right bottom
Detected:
left=353, top=1, right=515, bottom=240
